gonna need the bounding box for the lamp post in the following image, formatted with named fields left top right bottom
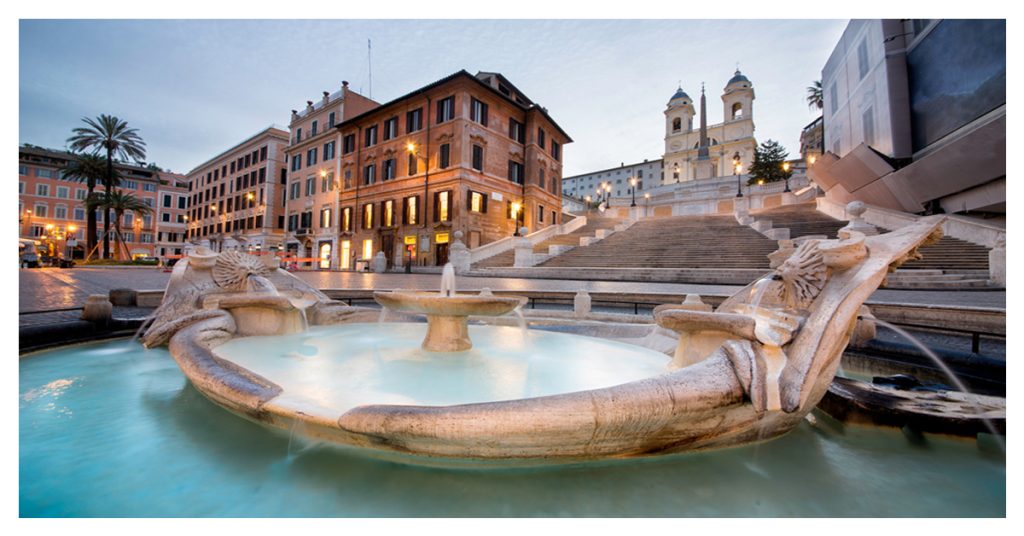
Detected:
left=21, top=209, right=32, bottom=237
left=511, top=202, right=522, bottom=236
left=629, top=176, right=637, bottom=207
left=66, top=225, right=77, bottom=261
left=585, top=195, right=592, bottom=215
left=734, top=162, right=744, bottom=198
left=644, top=192, right=650, bottom=217
left=782, top=161, right=792, bottom=192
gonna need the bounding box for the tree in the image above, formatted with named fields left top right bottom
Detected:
left=61, top=153, right=117, bottom=258
left=747, top=139, right=794, bottom=185
left=806, top=80, right=823, bottom=111
left=67, top=115, right=146, bottom=259
left=85, top=190, right=153, bottom=261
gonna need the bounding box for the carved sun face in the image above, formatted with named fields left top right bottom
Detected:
left=774, top=241, right=827, bottom=310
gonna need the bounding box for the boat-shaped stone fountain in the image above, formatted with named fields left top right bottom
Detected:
left=142, top=217, right=947, bottom=464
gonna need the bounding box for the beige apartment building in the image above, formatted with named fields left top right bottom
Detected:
left=282, top=81, right=379, bottom=268
left=185, top=126, right=290, bottom=253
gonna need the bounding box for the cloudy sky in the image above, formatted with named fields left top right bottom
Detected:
left=19, top=19, right=847, bottom=176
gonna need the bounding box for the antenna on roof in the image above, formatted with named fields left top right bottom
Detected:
left=367, top=38, right=372, bottom=99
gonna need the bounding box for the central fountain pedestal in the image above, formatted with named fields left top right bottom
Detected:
left=373, top=291, right=526, bottom=352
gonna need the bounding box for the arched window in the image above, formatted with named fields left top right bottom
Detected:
left=672, top=117, right=682, bottom=132
left=732, top=102, right=743, bottom=119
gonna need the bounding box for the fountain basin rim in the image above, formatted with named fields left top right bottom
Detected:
left=373, top=290, right=527, bottom=317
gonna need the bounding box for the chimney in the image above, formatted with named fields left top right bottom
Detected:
left=291, top=110, right=298, bottom=120
left=322, top=91, right=330, bottom=105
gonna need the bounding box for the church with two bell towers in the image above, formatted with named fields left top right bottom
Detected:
left=662, top=69, right=757, bottom=185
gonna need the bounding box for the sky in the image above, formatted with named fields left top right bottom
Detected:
left=19, top=19, right=847, bottom=177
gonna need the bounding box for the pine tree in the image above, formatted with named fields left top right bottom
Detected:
left=747, top=139, right=793, bottom=185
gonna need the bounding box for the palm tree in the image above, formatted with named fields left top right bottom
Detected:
left=85, top=191, right=153, bottom=261
left=806, top=80, right=824, bottom=111
left=67, top=115, right=147, bottom=259
left=61, top=153, right=118, bottom=259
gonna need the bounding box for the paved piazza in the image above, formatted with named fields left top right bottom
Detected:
left=19, top=266, right=1007, bottom=313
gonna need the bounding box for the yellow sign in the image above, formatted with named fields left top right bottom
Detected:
left=435, top=232, right=450, bottom=244
left=403, top=235, right=417, bottom=245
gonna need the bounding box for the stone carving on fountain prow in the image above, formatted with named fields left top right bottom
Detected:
left=657, top=217, right=946, bottom=419
left=141, top=247, right=371, bottom=349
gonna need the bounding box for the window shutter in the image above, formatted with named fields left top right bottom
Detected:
left=432, top=192, right=439, bottom=222
left=482, top=103, right=488, bottom=127
left=402, top=197, right=409, bottom=225
left=482, top=194, right=488, bottom=214
left=466, top=191, right=473, bottom=211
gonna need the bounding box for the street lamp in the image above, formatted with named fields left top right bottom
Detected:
left=644, top=192, right=650, bottom=217
left=629, top=177, right=638, bottom=207
left=584, top=195, right=592, bottom=215
left=782, top=161, right=792, bottom=192
left=604, top=183, right=612, bottom=203
left=511, top=202, right=522, bottom=236
left=734, top=162, right=744, bottom=198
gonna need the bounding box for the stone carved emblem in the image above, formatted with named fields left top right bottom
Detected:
left=774, top=240, right=827, bottom=310
left=213, top=251, right=271, bottom=291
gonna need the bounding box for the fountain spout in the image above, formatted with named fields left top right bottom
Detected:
left=246, top=274, right=279, bottom=295
left=440, top=263, right=456, bottom=297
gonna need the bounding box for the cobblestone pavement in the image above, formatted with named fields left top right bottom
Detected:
left=19, top=267, right=1007, bottom=314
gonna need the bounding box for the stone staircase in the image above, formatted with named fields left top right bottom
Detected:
left=537, top=214, right=777, bottom=270
left=472, top=216, right=623, bottom=269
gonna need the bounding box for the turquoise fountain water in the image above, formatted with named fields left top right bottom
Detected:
left=20, top=338, right=1005, bottom=517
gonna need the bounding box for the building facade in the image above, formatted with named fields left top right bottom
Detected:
left=662, top=71, right=757, bottom=184
left=282, top=81, right=380, bottom=269
left=561, top=159, right=662, bottom=204
left=185, top=126, right=290, bottom=253
left=18, top=144, right=185, bottom=260
left=284, top=70, right=570, bottom=270
left=154, top=176, right=189, bottom=259
left=814, top=19, right=1005, bottom=217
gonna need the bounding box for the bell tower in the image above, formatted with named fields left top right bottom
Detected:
left=665, top=86, right=695, bottom=137
left=722, top=68, right=755, bottom=122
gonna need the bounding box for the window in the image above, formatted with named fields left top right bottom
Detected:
left=508, top=161, right=524, bottom=184
left=364, top=125, right=378, bottom=147
left=323, top=141, right=336, bottom=160
left=291, top=154, right=302, bottom=172
left=74, top=207, right=85, bottom=221
left=328, top=112, right=336, bottom=128
left=509, top=118, right=525, bottom=143
left=470, top=98, right=488, bottom=126
left=537, top=128, right=546, bottom=149
left=857, top=38, right=870, bottom=80
left=343, top=133, right=356, bottom=154
left=321, top=174, right=330, bottom=193
left=144, top=183, right=157, bottom=192
left=341, top=207, right=352, bottom=232
left=403, top=196, right=419, bottom=225
left=383, top=158, right=396, bottom=181
left=311, top=120, right=318, bottom=137
left=672, top=117, right=681, bottom=132
left=178, top=196, right=186, bottom=209
left=406, top=108, right=422, bottom=133
left=320, top=207, right=332, bottom=228
left=244, top=154, right=251, bottom=168
left=260, top=146, right=268, bottom=161
left=439, top=143, right=451, bottom=168
left=538, top=204, right=545, bottom=223
left=305, top=176, right=315, bottom=196
left=472, top=145, right=484, bottom=172
left=539, top=168, right=546, bottom=190
left=123, top=232, right=134, bottom=243
left=19, top=165, right=28, bottom=176
left=34, top=203, right=47, bottom=217
left=259, top=167, right=266, bottom=183
left=436, top=96, right=455, bottom=123
left=364, top=164, right=376, bottom=185
left=163, top=194, right=172, bottom=208
left=383, top=117, right=398, bottom=140
left=306, top=147, right=318, bottom=167
left=862, top=107, right=875, bottom=146
left=731, top=102, right=744, bottom=119
left=468, top=190, right=488, bottom=213
left=56, top=186, right=69, bottom=199
left=124, top=213, right=134, bottom=227
left=162, top=213, right=171, bottom=222
left=408, top=153, right=418, bottom=176
left=552, top=141, right=561, bottom=161
left=434, top=190, right=451, bottom=222
left=140, top=233, right=153, bottom=244
left=36, top=184, right=49, bottom=197
left=295, top=128, right=302, bottom=143
left=383, top=199, right=394, bottom=227
left=343, top=169, right=352, bottom=189
left=362, top=239, right=373, bottom=260
left=363, top=203, right=374, bottom=230
left=289, top=181, right=300, bottom=200
left=36, top=168, right=56, bottom=179
left=55, top=204, right=67, bottom=220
